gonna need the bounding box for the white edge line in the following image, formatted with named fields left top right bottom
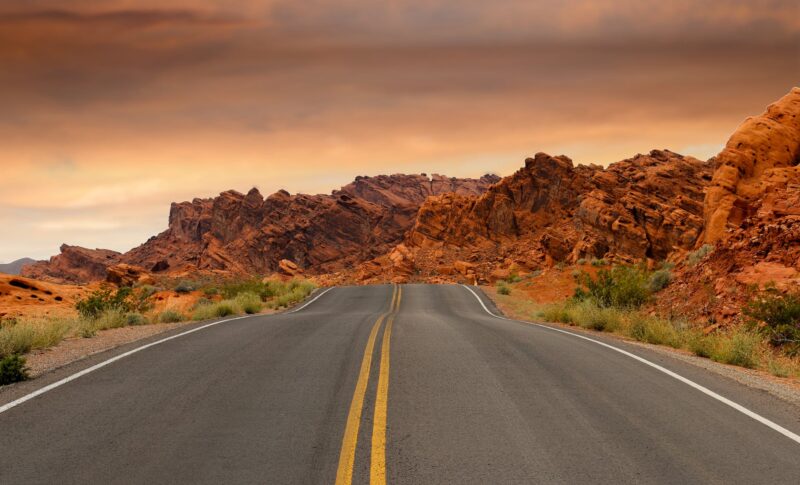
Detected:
left=284, top=287, right=333, bottom=314
left=0, top=286, right=334, bottom=415
left=460, top=284, right=800, bottom=446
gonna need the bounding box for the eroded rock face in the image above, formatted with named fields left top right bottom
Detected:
left=21, top=245, right=121, bottom=284
left=121, top=173, right=498, bottom=277
left=106, top=264, right=155, bottom=287
left=378, top=150, right=712, bottom=283
left=704, top=87, right=800, bottom=243
left=27, top=174, right=498, bottom=283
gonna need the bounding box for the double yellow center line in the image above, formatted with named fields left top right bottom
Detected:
left=335, top=284, right=402, bottom=485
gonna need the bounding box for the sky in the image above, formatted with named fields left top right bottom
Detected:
left=0, top=0, right=798, bottom=262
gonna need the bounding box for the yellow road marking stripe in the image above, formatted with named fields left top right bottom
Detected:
left=334, top=284, right=397, bottom=485
left=371, top=285, right=400, bottom=484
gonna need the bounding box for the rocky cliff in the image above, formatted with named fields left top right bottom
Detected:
left=654, top=87, right=800, bottom=324
left=350, top=150, right=713, bottom=283
left=703, top=87, right=800, bottom=244
left=23, top=174, right=499, bottom=283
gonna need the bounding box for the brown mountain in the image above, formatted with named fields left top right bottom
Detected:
left=22, top=173, right=499, bottom=283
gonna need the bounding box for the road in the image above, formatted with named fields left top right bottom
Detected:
left=1, top=284, right=799, bottom=484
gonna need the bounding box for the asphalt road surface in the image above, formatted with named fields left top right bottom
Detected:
left=1, top=284, right=799, bottom=484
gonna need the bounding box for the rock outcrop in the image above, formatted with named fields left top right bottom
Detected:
left=355, top=150, right=712, bottom=283
left=26, top=174, right=499, bottom=283
left=704, top=87, right=800, bottom=243
left=654, top=88, right=800, bottom=324
left=22, top=245, right=121, bottom=284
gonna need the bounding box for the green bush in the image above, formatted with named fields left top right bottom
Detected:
left=94, top=308, right=128, bottom=330
left=496, top=281, right=511, bottom=295
left=214, top=301, right=237, bottom=317
left=686, top=244, right=714, bottom=266
left=686, top=330, right=716, bottom=358
left=158, top=310, right=184, bottom=323
left=570, top=300, right=624, bottom=332
left=538, top=303, right=574, bottom=324
left=743, top=289, right=800, bottom=355
left=576, top=258, right=587, bottom=265
left=235, top=292, right=262, bottom=314
left=0, top=354, right=28, bottom=385
left=628, top=316, right=679, bottom=347
left=174, top=280, right=198, bottom=294
left=648, top=269, right=673, bottom=292
left=506, top=272, right=522, bottom=283
left=590, top=258, right=607, bottom=267
left=76, top=287, right=134, bottom=318
left=711, top=328, right=761, bottom=368
left=125, top=313, right=148, bottom=326
left=574, top=265, right=650, bottom=309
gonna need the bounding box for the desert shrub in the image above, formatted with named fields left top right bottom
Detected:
left=506, top=272, right=522, bottom=283
left=0, top=322, right=34, bottom=356
left=648, top=269, right=673, bottom=292
left=570, top=300, right=624, bottom=332
left=174, top=280, right=198, bottom=294
left=203, top=287, right=219, bottom=297
left=0, top=316, right=72, bottom=356
left=538, top=302, right=574, bottom=324
left=686, top=244, right=714, bottom=266
left=76, top=287, right=134, bottom=318
left=628, top=316, right=680, bottom=347
left=767, top=356, right=791, bottom=378
left=576, top=258, right=587, bottom=265
left=137, top=285, right=158, bottom=299
left=590, top=258, right=607, bottom=267
left=158, top=310, right=184, bottom=323
left=235, top=292, right=262, bottom=314
left=711, top=328, right=761, bottom=368
left=125, top=313, right=147, bottom=326
left=213, top=301, right=237, bottom=317
left=191, top=303, right=217, bottom=321
left=192, top=297, right=214, bottom=309
left=94, top=308, right=128, bottom=330
left=221, top=279, right=269, bottom=300
left=574, top=265, right=650, bottom=309
left=496, top=281, right=511, bottom=295
left=743, top=289, right=800, bottom=355
left=0, top=354, right=28, bottom=385
left=685, top=330, right=717, bottom=358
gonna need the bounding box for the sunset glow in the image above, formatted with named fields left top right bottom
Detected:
left=1, top=0, right=798, bottom=261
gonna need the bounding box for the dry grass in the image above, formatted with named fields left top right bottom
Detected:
left=495, top=289, right=799, bottom=378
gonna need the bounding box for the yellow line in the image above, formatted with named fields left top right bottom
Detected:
left=334, top=285, right=397, bottom=485
left=371, top=285, right=400, bottom=484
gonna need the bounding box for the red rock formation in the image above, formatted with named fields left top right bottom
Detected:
left=21, top=245, right=121, bottom=284
left=121, top=173, right=498, bottom=277
left=704, top=87, right=800, bottom=243
left=105, top=264, right=155, bottom=287
left=368, top=150, right=712, bottom=283
left=27, top=174, right=498, bottom=283
left=655, top=88, right=800, bottom=324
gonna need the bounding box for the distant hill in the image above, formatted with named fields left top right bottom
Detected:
left=0, top=257, right=37, bottom=275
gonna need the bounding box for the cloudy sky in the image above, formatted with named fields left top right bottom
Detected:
left=0, top=0, right=798, bottom=262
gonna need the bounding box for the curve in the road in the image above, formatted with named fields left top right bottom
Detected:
left=460, top=284, right=800, bottom=446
